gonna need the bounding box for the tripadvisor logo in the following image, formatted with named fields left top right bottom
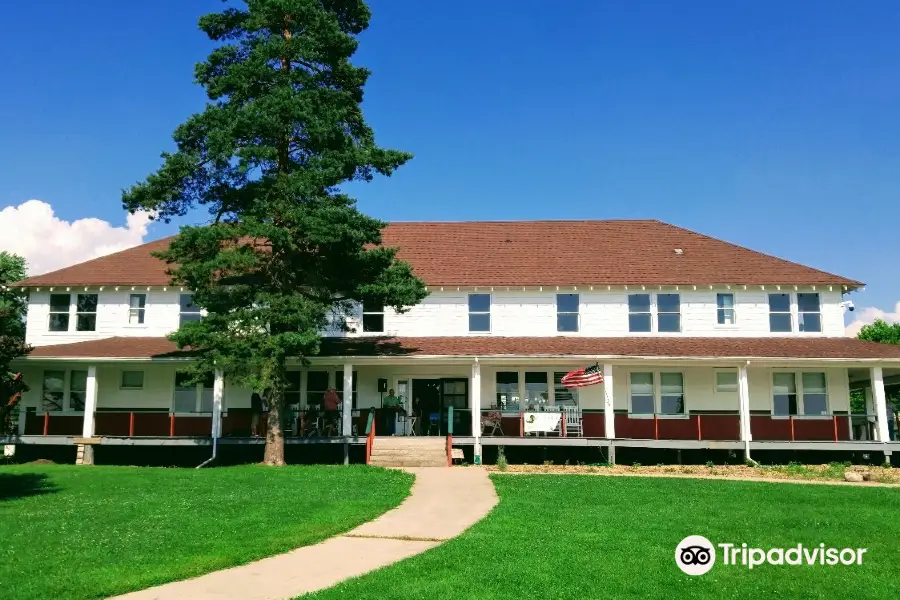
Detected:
left=675, top=536, right=868, bottom=576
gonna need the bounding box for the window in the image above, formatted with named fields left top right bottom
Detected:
left=496, top=372, right=519, bottom=411
left=179, top=294, right=202, bottom=326
left=306, top=371, right=329, bottom=407
left=768, top=294, right=792, bottom=332
left=715, top=370, right=738, bottom=393
left=361, top=300, right=384, bottom=333
left=629, top=372, right=655, bottom=414
left=120, top=370, right=144, bottom=390
left=659, top=373, right=684, bottom=414
left=716, top=293, right=735, bottom=325
left=628, top=294, right=651, bottom=332
left=49, top=294, right=70, bottom=332
left=556, top=294, right=579, bottom=332
left=129, top=293, right=146, bottom=325
left=468, top=294, right=491, bottom=332
left=199, top=373, right=214, bottom=412
left=69, top=370, right=87, bottom=411
left=772, top=372, right=798, bottom=416
left=173, top=372, right=198, bottom=413
left=285, top=371, right=302, bottom=408
left=657, top=294, right=681, bottom=333
left=76, top=294, right=98, bottom=331
left=801, top=372, right=828, bottom=415
left=335, top=370, right=358, bottom=409
left=553, top=372, right=579, bottom=407
left=797, top=293, right=822, bottom=333
left=42, top=370, right=65, bottom=411
left=524, top=372, right=549, bottom=410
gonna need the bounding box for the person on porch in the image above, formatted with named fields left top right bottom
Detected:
left=383, top=388, right=402, bottom=435
left=323, top=387, right=341, bottom=435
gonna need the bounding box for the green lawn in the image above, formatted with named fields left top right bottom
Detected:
left=0, top=464, right=412, bottom=600
left=305, top=474, right=900, bottom=600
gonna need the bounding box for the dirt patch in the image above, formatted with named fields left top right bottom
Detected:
left=485, top=463, right=900, bottom=485
left=27, top=459, right=56, bottom=465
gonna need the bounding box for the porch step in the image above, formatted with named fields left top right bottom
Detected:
left=369, top=436, right=448, bottom=467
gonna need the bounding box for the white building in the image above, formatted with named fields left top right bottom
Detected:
left=6, top=219, right=900, bottom=465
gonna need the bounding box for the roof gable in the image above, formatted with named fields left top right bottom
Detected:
left=16, top=220, right=862, bottom=288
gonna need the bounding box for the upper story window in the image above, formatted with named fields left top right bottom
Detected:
left=361, top=300, right=384, bottom=333
left=49, top=294, right=70, bottom=332
left=657, top=294, right=681, bottom=332
left=768, top=292, right=821, bottom=333
left=628, top=293, right=681, bottom=333
left=797, top=293, right=821, bottom=332
left=179, top=294, right=202, bottom=326
left=768, top=293, right=792, bottom=332
left=627, top=294, right=651, bottom=332
left=716, top=293, right=735, bottom=325
left=48, top=293, right=97, bottom=332
left=468, top=293, right=491, bottom=332
left=772, top=372, right=828, bottom=416
left=128, top=293, right=146, bottom=325
left=556, top=294, right=579, bottom=332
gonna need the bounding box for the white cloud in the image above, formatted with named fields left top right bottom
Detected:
left=0, top=200, right=152, bottom=276
left=846, top=302, right=900, bottom=337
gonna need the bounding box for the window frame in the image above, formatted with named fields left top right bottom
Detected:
left=556, top=293, right=580, bottom=333
left=172, top=371, right=216, bottom=414
left=797, top=292, right=822, bottom=333
left=120, top=370, right=145, bottom=390
left=48, top=293, right=71, bottom=332
left=495, top=371, right=520, bottom=411
left=627, top=370, right=687, bottom=417
left=768, top=292, right=825, bottom=334
left=75, top=293, right=98, bottom=332
left=714, top=369, right=739, bottom=393
left=178, top=294, right=202, bottom=327
left=770, top=370, right=830, bottom=418
left=468, top=293, right=492, bottom=333
left=768, top=293, right=793, bottom=333
left=128, top=293, right=147, bottom=326
left=628, top=292, right=682, bottom=334
left=40, top=369, right=88, bottom=413
left=360, top=300, right=385, bottom=333
left=715, top=292, right=737, bottom=327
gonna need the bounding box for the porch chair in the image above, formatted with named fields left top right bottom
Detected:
left=481, top=411, right=504, bottom=436
left=427, top=412, right=440, bottom=435
left=562, top=404, right=583, bottom=437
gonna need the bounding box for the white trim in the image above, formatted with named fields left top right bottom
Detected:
left=714, top=292, right=737, bottom=328
left=769, top=369, right=830, bottom=416
left=555, top=292, right=580, bottom=333
left=118, top=369, right=145, bottom=390
left=82, top=365, right=98, bottom=438
left=713, top=368, right=739, bottom=393
left=467, top=292, right=492, bottom=333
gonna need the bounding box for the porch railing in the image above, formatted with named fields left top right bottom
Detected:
left=365, top=408, right=375, bottom=465
left=446, top=406, right=454, bottom=466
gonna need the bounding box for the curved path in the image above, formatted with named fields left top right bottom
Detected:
left=112, top=467, right=498, bottom=600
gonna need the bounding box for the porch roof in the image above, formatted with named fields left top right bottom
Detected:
left=23, top=335, right=900, bottom=362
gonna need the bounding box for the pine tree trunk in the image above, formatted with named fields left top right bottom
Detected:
left=263, top=387, right=286, bottom=466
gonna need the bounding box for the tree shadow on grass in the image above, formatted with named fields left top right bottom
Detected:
left=0, top=473, right=58, bottom=501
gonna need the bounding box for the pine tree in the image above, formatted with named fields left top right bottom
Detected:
left=0, top=252, right=31, bottom=433
left=123, top=0, right=427, bottom=465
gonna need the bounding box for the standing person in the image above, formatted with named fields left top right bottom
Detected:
left=382, top=388, right=403, bottom=435
left=323, top=387, right=341, bottom=435
left=886, top=401, right=896, bottom=442
left=250, top=392, right=263, bottom=437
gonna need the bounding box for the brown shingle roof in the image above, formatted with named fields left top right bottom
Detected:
left=25, top=336, right=900, bottom=360
left=16, top=220, right=861, bottom=288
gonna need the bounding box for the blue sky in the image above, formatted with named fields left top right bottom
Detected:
left=0, top=0, right=898, bottom=323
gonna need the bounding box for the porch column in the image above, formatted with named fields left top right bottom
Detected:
left=738, top=364, right=752, bottom=453
left=471, top=359, right=482, bottom=463
left=865, top=387, right=877, bottom=441
left=81, top=366, right=98, bottom=438
left=212, top=369, right=224, bottom=439
left=79, top=365, right=99, bottom=466
left=872, top=367, right=890, bottom=443
left=342, top=363, right=353, bottom=436
left=602, top=364, right=615, bottom=439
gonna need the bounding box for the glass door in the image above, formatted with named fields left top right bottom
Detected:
left=441, top=378, right=469, bottom=436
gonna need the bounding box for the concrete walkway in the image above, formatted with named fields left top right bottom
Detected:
left=112, top=467, right=498, bottom=600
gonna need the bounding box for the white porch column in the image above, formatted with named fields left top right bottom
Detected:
left=212, top=369, right=224, bottom=439
left=81, top=366, right=98, bottom=438
left=342, top=363, right=353, bottom=436
left=602, top=364, right=615, bottom=439
left=872, top=367, right=890, bottom=443
left=865, top=387, right=878, bottom=441
left=471, top=359, right=482, bottom=463
left=738, top=364, right=752, bottom=452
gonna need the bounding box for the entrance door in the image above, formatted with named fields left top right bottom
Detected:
left=411, top=378, right=469, bottom=436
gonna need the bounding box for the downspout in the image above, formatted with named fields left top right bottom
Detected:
left=197, top=367, right=224, bottom=469
left=197, top=435, right=218, bottom=469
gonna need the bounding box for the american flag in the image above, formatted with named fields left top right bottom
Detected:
left=560, top=363, right=604, bottom=389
